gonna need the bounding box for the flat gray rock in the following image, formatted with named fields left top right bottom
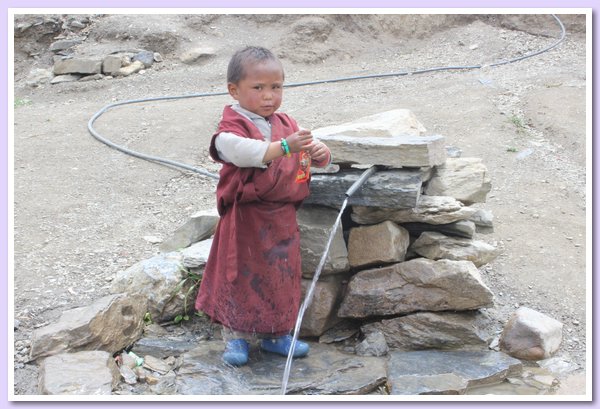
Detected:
left=38, top=351, right=120, bottom=395
left=305, top=169, right=422, bottom=209
left=132, top=336, right=199, bottom=359
left=388, top=350, right=522, bottom=395
left=315, top=134, right=446, bottom=168
left=176, top=341, right=387, bottom=395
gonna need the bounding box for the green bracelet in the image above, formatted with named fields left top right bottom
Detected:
left=281, top=139, right=291, bottom=157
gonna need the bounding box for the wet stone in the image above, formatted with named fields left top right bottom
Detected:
left=537, top=356, right=580, bottom=377
left=176, top=340, right=386, bottom=395
left=387, top=350, right=522, bottom=395
left=132, top=336, right=198, bottom=359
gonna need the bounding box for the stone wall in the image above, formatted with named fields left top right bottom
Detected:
left=27, top=109, right=565, bottom=394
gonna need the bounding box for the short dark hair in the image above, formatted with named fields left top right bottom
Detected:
left=227, top=46, right=284, bottom=84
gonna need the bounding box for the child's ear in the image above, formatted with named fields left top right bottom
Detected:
left=227, top=83, right=239, bottom=100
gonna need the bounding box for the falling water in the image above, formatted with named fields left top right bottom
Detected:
left=280, top=165, right=377, bottom=395
left=280, top=197, right=349, bottom=395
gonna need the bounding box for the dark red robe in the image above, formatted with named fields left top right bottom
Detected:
left=195, top=106, right=310, bottom=335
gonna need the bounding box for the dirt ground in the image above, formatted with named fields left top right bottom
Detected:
left=11, top=13, right=588, bottom=396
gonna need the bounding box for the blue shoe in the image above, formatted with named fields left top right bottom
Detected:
left=260, top=335, right=309, bottom=358
left=222, top=339, right=249, bottom=366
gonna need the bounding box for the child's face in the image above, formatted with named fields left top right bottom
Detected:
left=228, top=59, right=284, bottom=118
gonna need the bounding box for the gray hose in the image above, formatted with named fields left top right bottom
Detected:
left=87, top=93, right=225, bottom=179
left=87, top=14, right=566, bottom=179
left=345, top=165, right=378, bottom=197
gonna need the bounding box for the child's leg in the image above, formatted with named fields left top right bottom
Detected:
left=221, top=327, right=252, bottom=366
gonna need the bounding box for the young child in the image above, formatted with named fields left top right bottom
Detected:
left=195, top=46, right=331, bottom=366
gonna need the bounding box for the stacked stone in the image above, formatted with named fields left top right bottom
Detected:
left=50, top=49, right=160, bottom=84
left=27, top=110, right=565, bottom=394
left=28, top=35, right=217, bottom=86
left=296, top=109, right=501, bottom=354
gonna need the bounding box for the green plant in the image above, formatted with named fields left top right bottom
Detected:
left=506, top=147, right=518, bottom=152
left=143, top=312, right=154, bottom=325
left=172, top=267, right=203, bottom=324
left=509, top=115, right=527, bottom=134
left=14, top=98, right=31, bottom=108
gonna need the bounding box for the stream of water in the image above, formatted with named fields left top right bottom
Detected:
left=280, top=197, right=349, bottom=395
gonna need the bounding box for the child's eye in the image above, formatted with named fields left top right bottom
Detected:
left=254, top=85, right=262, bottom=90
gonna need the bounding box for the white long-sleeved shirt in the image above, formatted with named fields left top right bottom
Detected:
left=214, top=104, right=272, bottom=168
left=214, top=104, right=332, bottom=168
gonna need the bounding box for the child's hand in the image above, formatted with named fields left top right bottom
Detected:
left=307, top=141, right=330, bottom=163
left=285, top=130, right=313, bottom=153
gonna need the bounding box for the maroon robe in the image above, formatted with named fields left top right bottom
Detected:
left=195, top=106, right=310, bottom=335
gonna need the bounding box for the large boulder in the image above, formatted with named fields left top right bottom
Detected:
left=338, top=258, right=494, bottom=318
left=363, top=311, right=494, bottom=351
left=110, top=252, right=195, bottom=322
left=29, top=293, right=147, bottom=361
left=499, top=307, right=563, bottom=360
